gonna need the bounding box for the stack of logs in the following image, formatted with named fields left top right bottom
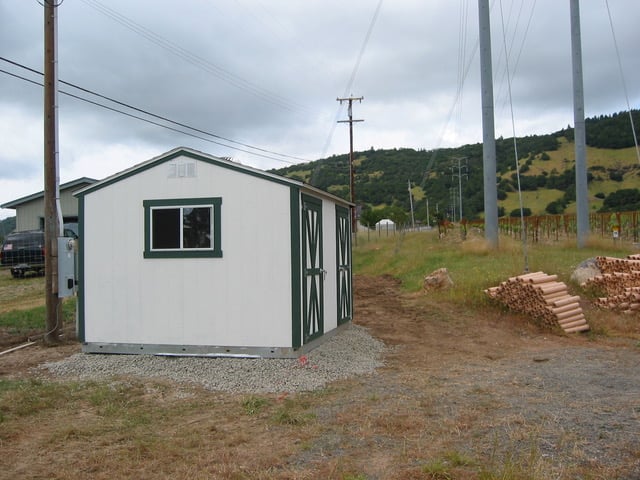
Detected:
left=485, top=271, right=589, bottom=333
left=584, top=256, right=640, bottom=312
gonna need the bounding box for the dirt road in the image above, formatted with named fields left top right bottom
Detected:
left=350, top=275, right=640, bottom=478
left=1, top=274, right=639, bottom=479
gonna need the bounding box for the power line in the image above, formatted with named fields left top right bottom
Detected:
left=78, top=0, right=311, bottom=116
left=604, top=0, right=640, bottom=165
left=321, top=0, right=383, bottom=159
left=0, top=57, right=311, bottom=164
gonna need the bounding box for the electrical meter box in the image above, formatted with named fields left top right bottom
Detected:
left=58, top=237, right=76, bottom=298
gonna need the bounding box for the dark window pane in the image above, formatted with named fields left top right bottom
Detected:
left=183, top=207, right=211, bottom=249
left=152, top=208, right=180, bottom=249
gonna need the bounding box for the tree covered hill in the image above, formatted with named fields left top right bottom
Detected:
left=270, top=109, right=640, bottom=225
left=0, top=216, right=16, bottom=242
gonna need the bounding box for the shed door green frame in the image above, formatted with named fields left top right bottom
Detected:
left=301, top=194, right=324, bottom=344
left=336, top=205, right=352, bottom=325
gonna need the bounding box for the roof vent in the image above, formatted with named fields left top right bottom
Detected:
left=168, top=162, right=196, bottom=178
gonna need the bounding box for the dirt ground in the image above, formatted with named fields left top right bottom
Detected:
left=1, top=275, right=639, bottom=479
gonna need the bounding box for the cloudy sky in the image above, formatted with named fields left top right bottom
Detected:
left=1, top=0, right=638, bottom=219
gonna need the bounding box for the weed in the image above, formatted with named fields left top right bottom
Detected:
left=241, top=395, right=269, bottom=415
left=272, top=398, right=316, bottom=426
left=478, top=433, right=546, bottom=480
left=444, top=450, right=475, bottom=467
left=422, top=459, right=452, bottom=479
left=342, top=474, right=367, bottom=480
left=272, top=407, right=315, bottom=426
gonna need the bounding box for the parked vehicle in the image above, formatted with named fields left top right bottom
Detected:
left=0, top=230, right=45, bottom=278
left=63, top=222, right=79, bottom=239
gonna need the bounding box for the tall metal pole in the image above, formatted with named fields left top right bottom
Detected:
left=478, top=0, right=499, bottom=249
left=337, top=96, right=364, bottom=233
left=451, top=157, right=468, bottom=221
left=570, top=0, right=589, bottom=247
left=44, top=0, right=62, bottom=344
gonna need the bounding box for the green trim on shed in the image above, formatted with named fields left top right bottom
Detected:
left=78, top=149, right=294, bottom=198
left=74, top=148, right=352, bottom=210
left=143, top=197, right=222, bottom=259
left=301, top=194, right=324, bottom=344
left=77, top=195, right=85, bottom=342
left=290, top=186, right=302, bottom=349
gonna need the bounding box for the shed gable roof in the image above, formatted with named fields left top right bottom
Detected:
left=1, top=177, right=98, bottom=209
left=74, top=147, right=352, bottom=206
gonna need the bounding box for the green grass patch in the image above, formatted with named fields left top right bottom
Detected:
left=241, top=395, right=270, bottom=415
left=0, top=297, right=76, bottom=334
left=354, top=230, right=636, bottom=306
left=272, top=398, right=316, bottom=426
left=0, top=379, right=77, bottom=419
left=500, top=189, right=565, bottom=216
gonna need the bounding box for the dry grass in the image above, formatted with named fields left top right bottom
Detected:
left=0, top=269, right=44, bottom=314
left=2, top=236, right=640, bottom=479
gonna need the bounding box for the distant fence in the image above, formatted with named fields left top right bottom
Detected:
left=356, top=211, right=640, bottom=244
left=498, top=211, right=640, bottom=243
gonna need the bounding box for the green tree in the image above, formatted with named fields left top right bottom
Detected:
left=383, top=205, right=409, bottom=226
left=600, top=188, right=640, bottom=212
left=510, top=207, right=531, bottom=217
left=360, top=208, right=383, bottom=229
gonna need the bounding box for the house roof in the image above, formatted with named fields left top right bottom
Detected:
left=74, top=147, right=353, bottom=206
left=1, top=177, right=98, bottom=209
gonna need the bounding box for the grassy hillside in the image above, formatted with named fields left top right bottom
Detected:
left=0, top=216, right=16, bottom=241
left=272, top=110, right=640, bottom=222
left=501, top=137, right=640, bottom=214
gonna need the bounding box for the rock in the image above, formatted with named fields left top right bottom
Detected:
left=423, top=268, right=453, bottom=290
left=571, top=257, right=601, bottom=285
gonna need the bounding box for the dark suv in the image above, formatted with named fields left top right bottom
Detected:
left=0, top=230, right=45, bottom=278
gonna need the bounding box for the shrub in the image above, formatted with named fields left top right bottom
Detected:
left=509, top=207, right=531, bottom=217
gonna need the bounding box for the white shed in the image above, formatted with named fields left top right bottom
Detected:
left=375, top=218, right=396, bottom=230
left=75, top=147, right=353, bottom=358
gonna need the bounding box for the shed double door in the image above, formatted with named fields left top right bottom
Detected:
left=302, top=195, right=324, bottom=343
left=335, top=205, right=352, bottom=325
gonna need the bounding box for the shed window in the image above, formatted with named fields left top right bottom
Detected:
left=144, top=198, right=222, bottom=258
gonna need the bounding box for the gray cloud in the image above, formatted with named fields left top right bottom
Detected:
left=1, top=0, right=639, bottom=218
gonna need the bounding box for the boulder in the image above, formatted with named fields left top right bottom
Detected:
left=570, top=257, right=601, bottom=285
left=423, top=268, right=453, bottom=290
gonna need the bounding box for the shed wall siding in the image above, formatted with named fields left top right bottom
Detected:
left=83, top=156, right=293, bottom=348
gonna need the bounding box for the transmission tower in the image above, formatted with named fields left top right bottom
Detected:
left=450, top=157, right=468, bottom=221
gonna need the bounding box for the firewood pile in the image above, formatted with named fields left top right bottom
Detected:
left=583, top=256, right=640, bottom=312
left=485, top=271, right=589, bottom=333
left=595, top=256, right=640, bottom=274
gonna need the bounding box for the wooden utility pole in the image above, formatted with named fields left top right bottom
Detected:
left=337, top=96, right=363, bottom=233
left=44, top=0, right=62, bottom=344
